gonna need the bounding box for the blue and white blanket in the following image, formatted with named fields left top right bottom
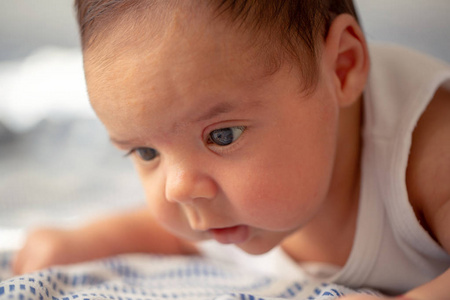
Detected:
left=0, top=252, right=379, bottom=300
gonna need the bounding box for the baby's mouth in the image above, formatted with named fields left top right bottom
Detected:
left=209, top=225, right=250, bottom=244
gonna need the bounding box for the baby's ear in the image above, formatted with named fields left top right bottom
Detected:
left=323, top=14, right=370, bottom=107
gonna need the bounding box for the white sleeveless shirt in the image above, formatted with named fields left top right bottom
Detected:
left=326, top=43, right=450, bottom=294
left=199, top=44, right=450, bottom=295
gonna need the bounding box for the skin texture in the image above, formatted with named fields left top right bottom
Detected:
left=13, top=2, right=450, bottom=299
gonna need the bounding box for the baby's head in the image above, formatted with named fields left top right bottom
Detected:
left=75, top=0, right=369, bottom=254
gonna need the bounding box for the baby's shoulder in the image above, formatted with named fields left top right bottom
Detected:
left=406, top=86, right=450, bottom=253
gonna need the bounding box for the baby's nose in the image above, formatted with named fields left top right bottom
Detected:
left=165, top=167, right=218, bottom=204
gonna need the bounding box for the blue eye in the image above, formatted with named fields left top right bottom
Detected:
left=131, top=147, right=159, bottom=161
left=208, top=126, right=245, bottom=146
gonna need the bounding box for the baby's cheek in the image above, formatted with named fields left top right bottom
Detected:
left=230, top=178, right=289, bottom=227
left=230, top=169, right=319, bottom=231
left=146, top=194, right=194, bottom=239
left=151, top=201, right=181, bottom=229
left=139, top=173, right=175, bottom=224
left=143, top=188, right=173, bottom=224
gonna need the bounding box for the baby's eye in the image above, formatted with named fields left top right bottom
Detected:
left=208, top=126, right=245, bottom=146
left=130, top=147, right=159, bottom=161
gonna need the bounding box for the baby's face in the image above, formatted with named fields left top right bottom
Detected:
left=84, top=6, right=341, bottom=254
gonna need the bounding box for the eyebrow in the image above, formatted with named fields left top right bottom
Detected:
left=191, top=102, right=235, bottom=123
left=109, top=137, right=140, bottom=147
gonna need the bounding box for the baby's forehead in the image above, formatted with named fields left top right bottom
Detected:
left=83, top=3, right=287, bottom=87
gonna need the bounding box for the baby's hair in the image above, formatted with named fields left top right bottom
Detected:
left=75, top=0, right=359, bottom=89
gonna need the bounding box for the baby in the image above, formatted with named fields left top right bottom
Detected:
left=14, top=1, right=450, bottom=299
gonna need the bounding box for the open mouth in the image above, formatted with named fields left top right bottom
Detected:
left=209, top=225, right=250, bottom=244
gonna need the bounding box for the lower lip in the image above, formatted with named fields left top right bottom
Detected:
left=210, top=225, right=250, bottom=244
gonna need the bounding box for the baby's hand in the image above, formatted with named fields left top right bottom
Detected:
left=13, top=228, right=95, bottom=274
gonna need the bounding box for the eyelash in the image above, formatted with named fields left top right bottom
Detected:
left=124, top=147, right=159, bottom=162
left=124, top=149, right=136, bottom=158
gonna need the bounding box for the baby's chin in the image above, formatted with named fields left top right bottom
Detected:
left=233, top=233, right=283, bottom=256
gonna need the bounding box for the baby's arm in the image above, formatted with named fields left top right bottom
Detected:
left=401, top=87, right=450, bottom=299
left=13, top=208, right=197, bottom=274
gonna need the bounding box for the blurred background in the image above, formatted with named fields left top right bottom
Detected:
left=0, top=0, right=449, bottom=249
left=0, top=0, right=145, bottom=249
